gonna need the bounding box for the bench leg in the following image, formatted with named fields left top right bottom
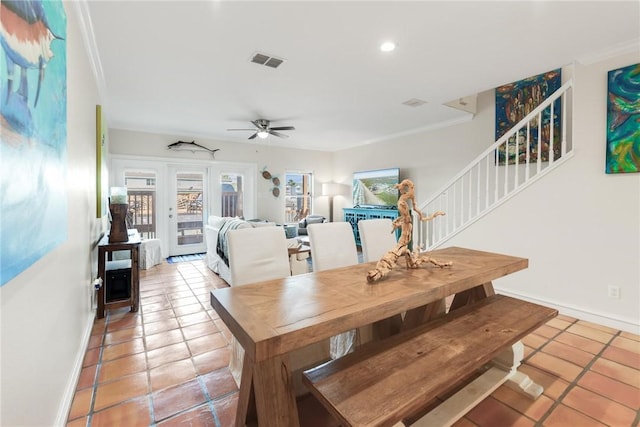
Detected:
left=410, top=366, right=513, bottom=427
left=492, top=341, right=544, bottom=399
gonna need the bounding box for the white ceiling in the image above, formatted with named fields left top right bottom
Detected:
left=83, top=1, right=640, bottom=152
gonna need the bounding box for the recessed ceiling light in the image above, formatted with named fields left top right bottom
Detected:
left=380, top=41, right=396, bottom=52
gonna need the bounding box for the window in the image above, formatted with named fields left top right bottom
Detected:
left=284, top=172, right=312, bottom=223
left=221, top=173, right=244, bottom=218
left=124, top=171, right=157, bottom=239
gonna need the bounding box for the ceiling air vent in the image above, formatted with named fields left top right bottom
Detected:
left=402, top=98, right=427, bottom=108
left=250, top=52, right=285, bottom=69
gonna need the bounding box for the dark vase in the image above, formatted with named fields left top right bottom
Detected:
left=109, top=203, right=129, bottom=242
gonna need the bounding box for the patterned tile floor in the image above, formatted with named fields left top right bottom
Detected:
left=67, top=259, right=640, bottom=426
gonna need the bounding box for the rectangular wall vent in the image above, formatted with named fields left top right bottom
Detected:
left=402, top=98, right=427, bottom=107
left=250, top=52, right=285, bottom=69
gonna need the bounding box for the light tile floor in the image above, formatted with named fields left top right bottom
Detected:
left=67, top=259, right=640, bottom=426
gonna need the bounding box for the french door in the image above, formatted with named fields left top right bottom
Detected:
left=168, top=166, right=208, bottom=256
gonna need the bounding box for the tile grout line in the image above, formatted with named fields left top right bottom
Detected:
left=534, top=328, right=623, bottom=427
left=86, top=309, right=110, bottom=426
left=142, top=266, right=218, bottom=425
left=142, top=297, right=156, bottom=427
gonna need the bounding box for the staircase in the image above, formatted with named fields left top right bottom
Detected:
left=414, top=79, right=574, bottom=250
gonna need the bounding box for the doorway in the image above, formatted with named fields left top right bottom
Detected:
left=169, top=166, right=208, bottom=256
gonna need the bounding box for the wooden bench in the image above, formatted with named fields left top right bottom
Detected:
left=303, top=294, right=557, bottom=427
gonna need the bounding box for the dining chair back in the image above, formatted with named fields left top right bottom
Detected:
left=227, top=226, right=292, bottom=385
left=358, top=218, right=397, bottom=263
left=307, top=222, right=358, bottom=272
left=226, top=226, right=330, bottom=391
left=307, top=222, right=360, bottom=358
left=228, top=226, right=291, bottom=286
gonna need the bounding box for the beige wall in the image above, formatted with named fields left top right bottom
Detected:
left=0, top=4, right=104, bottom=426
left=108, top=128, right=333, bottom=224
left=446, top=53, right=639, bottom=332
left=332, top=55, right=640, bottom=332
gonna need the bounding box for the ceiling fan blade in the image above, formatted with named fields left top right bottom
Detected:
left=248, top=132, right=258, bottom=140
left=227, top=128, right=256, bottom=131
left=269, top=126, right=295, bottom=131
left=269, top=130, right=289, bottom=138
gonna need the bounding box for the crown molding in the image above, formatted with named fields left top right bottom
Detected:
left=577, top=38, right=640, bottom=65
left=73, top=1, right=109, bottom=118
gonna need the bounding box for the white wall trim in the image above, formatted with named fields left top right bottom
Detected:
left=577, top=38, right=640, bottom=65
left=495, top=287, right=640, bottom=335
left=358, top=114, right=475, bottom=148
left=73, top=1, right=109, bottom=112
left=55, top=309, right=96, bottom=426
left=111, top=153, right=255, bottom=169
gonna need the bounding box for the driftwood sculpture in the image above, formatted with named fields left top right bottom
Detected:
left=367, top=179, right=452, bottom=283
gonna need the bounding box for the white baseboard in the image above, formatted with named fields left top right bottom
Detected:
left=495, top=287, right=640, bottom=335
left=54, top=308, right=96, bottom=426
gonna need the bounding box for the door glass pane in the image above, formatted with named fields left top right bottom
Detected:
left=176, top=172, right=204, bottom=246
left=221, top=173, right=243, bottom=218
left=285, top=173, right=312, bottom=223
left=125, top=171, right=156, bottom=239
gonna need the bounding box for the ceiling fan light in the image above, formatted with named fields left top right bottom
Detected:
left=380, top=41, right=396, bottom=52
left=257, top=130, right=269, bottom=139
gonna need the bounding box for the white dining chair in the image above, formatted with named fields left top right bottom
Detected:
left=228, top=226, right=291, bottom=287
left=226, top=226, right=329, bottom=393
left=307, top=222, right=360, bottom=359
left=308, top=222, right=359, bottom=271
left=358, top=218, right=398, bottom=263
left=226, top=226, right=291, bottom=385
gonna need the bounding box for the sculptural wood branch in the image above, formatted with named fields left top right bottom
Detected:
left=366, top=179, right=452, bottom=283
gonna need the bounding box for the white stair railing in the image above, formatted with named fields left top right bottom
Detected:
left=415, top=79, right=574, bottom=250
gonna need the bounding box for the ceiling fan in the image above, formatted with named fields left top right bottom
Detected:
left=227, top=119, right=295, bottom=140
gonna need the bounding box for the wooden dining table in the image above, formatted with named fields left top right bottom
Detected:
left=210, top=246, right=533, bottom=427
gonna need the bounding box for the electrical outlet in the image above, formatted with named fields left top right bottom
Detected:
left=607, top=285, right=621, bottom=299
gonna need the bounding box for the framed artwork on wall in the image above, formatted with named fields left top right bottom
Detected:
left=495, top=69, right=562, bottom=165
left=0, top=1, right=68, bottom=286
left=96, top=105, right=108, bottom=217
left=606, top=63, right=639, bottom=174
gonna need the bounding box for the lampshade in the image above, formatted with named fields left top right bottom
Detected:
left=109, top=186, right=127, bottom=204
left=322, top=183, right=342, bottom=197
left=257, top=130, right=269, bottom=139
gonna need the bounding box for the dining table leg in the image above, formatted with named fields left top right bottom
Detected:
left=449, top=281, right=495, bottom=311
left=401, top=298, right=447, bottom=331
left=252, top=354, right=300, bottom=427
left=235, top=352, right=257, bottom=427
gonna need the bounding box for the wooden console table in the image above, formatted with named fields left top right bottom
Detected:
left=97, top=229, right=141, bottom=319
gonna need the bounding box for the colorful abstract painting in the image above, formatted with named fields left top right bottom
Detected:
left=495, top=69, right=562, bottom=165
left=606, top=63, right=639, bottom=174
left=0, top=1, right=67, bottom=286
